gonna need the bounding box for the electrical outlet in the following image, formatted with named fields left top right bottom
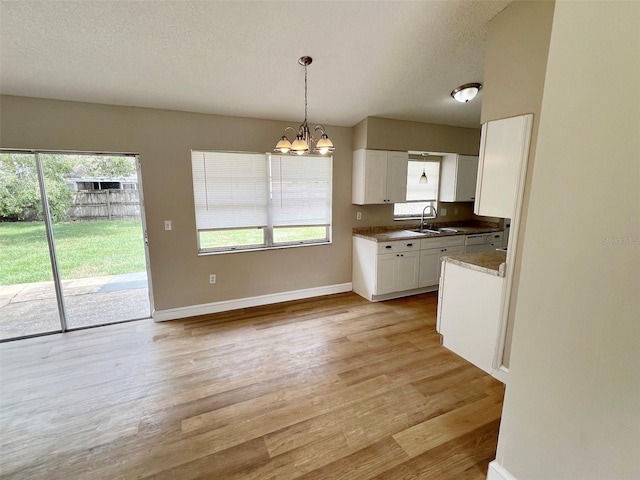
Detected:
left=440, top=208, right=447, bottom=216
left=356, top=212, right=362, bottom=220
left=209, top=274, right=216, bottom=284
left=164, top=220, right=172, bottom=231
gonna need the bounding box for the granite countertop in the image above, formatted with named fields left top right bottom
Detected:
left=353, top=222, right=502, bottom=242
left=442, top=250, right=507, bottom=277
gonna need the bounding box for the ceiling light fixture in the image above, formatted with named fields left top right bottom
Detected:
left=451, top=82, right=482, bottom=103
left=274, top=56, right=334, bottom=156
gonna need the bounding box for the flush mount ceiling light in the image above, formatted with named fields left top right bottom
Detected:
left=274, top=56, right=335, bottom=156
left=451, top=82, right=482, bottom=103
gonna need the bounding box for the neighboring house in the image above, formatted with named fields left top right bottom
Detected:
left=65, top=176, right=138, bottom=191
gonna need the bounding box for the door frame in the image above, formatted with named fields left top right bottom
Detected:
left=0, top=148, right=153, bottom=341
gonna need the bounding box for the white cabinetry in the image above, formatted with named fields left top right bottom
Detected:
left=352, top=149, right=408, bottom=204
left=376, top=250, right=420, bottom=295
left=439, top=155, right=479, bottom=202
left=352, top=234, right=464, bottom=301
left=419, top=236, right=465, bottom=287
left=437, top=261, right=504, bottom=375
left=474, top=114, right=533, bottom=218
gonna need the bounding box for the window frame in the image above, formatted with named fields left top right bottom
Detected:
left=192, top=150, right=332, bottom=254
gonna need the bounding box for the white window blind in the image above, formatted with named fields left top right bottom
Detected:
left=270, top=154, right=332, bottom=227
left=191, top=151, right=268, bottom=230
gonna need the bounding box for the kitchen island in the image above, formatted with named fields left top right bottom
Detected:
left=436, top=250, right=507, bottom=382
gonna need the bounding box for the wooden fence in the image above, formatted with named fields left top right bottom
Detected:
left=69, top=190, right=140, bottom=220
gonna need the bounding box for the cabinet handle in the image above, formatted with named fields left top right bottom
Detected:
left=407, top=243, right=413, bottom=247
left=386, top=245, right=392, bottom=249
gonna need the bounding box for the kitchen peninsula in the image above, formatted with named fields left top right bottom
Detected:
left=437, top=249, right=507, bottom=382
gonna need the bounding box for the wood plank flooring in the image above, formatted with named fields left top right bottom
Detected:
left=0, top=292, right=504, bottom=480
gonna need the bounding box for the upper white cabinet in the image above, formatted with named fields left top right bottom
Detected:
left=352, top=149, right=408, bottom=204
left=439, top=154, right=479, bottom=202
left=474, top=114, right=534, bottom=218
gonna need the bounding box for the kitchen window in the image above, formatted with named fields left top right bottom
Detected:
left=394, top=158, right=440, bottom=219
left=191, top=150, right=332, bottom=253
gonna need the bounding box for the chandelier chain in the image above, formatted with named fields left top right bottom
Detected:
left=304, top=63, right=308, bottom=124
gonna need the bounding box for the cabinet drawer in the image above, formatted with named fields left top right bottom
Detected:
left=420, top=235, right=465, bottom=250
left=377, top=240, right=420, bottom=254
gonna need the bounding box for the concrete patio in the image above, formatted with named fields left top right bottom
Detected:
left=0, top=272, right=151, bottom=340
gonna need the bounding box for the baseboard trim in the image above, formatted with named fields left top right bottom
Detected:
left=487, top=461, right=517, bottom=480
left=492, top=365, right=509, bottom=384
left=152, top=282, right=353, bottom=322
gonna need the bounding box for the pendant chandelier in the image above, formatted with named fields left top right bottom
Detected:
left=419, top=153, right=429, bottom=184
left=274, top=56, right=335, bottom=156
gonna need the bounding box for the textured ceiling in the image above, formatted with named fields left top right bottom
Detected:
left=0, top=0, right=511, bottom=128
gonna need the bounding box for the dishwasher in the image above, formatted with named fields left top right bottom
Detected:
left=464, top=232, right=504, bottom=253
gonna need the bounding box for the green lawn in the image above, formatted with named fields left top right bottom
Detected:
left=0, top=220, right=146, bottom=285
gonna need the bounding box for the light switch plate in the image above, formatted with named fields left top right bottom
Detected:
left=164, top=220, right=172, bottom=231
left=440, top=208, right=447, bottom=216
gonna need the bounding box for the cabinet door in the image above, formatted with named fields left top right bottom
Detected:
left=456, top=155, right=479, bottom=201
left=419, top=248, right=440, bottom=287
left=396, top=251, right=419, bottom=291
left=363, top=150, right=388, bottom=204
left=375, top=253, right=397, bottom=295
left=475, top=115, right=533, bottom=217
left=385, top=151, right=409, bottom=203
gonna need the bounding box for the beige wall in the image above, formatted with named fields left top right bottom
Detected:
left=0, top=95, right=357, bottom=311
left=482, top=0, right=555, bottom=367
left=0, top=96, right=484, bottom=312
left=494, top=1, right=640, bottom=478
left=356, top=116, right=481, bottom=154
left=349, top=116, right=493, bottom=227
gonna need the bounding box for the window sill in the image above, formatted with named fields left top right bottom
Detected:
left=198, top=240, right=332, bottom=256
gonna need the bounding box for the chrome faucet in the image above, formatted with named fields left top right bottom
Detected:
left=421, top=205, right=437, bottom=230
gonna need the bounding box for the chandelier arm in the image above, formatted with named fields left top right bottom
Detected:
left=282, top=125, right=298, bottom=140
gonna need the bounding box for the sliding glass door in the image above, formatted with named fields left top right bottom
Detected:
left=0, top=153, right=63, bottom=339
left=0, top=150, right=152, bottom=341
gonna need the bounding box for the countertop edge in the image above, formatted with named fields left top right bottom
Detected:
left=442, top=251, right=507, bottom=277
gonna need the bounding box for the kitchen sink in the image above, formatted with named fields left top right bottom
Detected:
left=412, top=227, right=459, bottom=235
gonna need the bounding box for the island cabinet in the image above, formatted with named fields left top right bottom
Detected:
left=439, top=154, right=479, bottom=202
left=352, top=234, right=464, bottom=301
left=352, top=149, right=408, bottom=204
left=474, top=114, right=533, bottom=218
left=437, top=259, right=505, bottom=378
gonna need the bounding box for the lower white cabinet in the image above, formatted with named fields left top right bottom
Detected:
left=419, top=244, right=464, bottom=287
left=353, top=234, right=464, bottom=301
left=376, top=250, right=420, bottom=295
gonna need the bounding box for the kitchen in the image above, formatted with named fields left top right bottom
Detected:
left=351, top=113, right=532, bottom=384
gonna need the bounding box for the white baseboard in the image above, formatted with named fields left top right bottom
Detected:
left=487, top=461, right=517, bottom=480
left=152, top=282, right=353, bottom=322
left=492, top=365, right=509, bottom=384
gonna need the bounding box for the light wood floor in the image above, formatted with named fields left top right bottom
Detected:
left=0, top=292, right=504, bottom=480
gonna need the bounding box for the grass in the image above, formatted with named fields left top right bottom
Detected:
left=0, top=220, right=146, bottom=285
left=199, top=226, right=328, bottom=250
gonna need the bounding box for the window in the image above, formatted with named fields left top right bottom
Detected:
left=394, top=158, right=440, bottom=219
left=191, top=150, right=332, bottom=253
